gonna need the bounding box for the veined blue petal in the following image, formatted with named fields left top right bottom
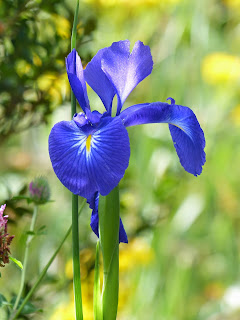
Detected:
left=89, top=192, right=128, bottom=243
left=119, top=218, right=128, bottom=243
left=84, top=48, right=116, bottom=113
left=120, top=101, right=206, bottom=176
left=101, top=40, right=153, bottom=115
left=66, top=49, right=90, bottom=112
left=48, top=116, right=130, bottom=199
left=89, top=192, right=99, bottom=235
left=87, top=192, right=99, bottom=210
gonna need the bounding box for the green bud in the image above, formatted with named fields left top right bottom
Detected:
left=29, top=177, right=50, bottom=205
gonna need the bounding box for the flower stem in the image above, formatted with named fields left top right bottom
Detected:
left=13, top=205, right=38, bottom=311
left=71, top=0, right=79, bottom=52
left=72, top=194, right=83, bottom=320
left=70, top=1, right=83, bottom=319
left=94, top=241, right=102, bottom=320
left=99, top=186, right=120, bottom=320
left=10, top=200, right=86, bottom=320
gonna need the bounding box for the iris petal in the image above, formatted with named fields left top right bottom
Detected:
left=84, top=48, right=116, bottom=113
left=48, top=116, right=130, bottom=199
left=101, top=40, right=153, bottom=115
left=120, top=102, right=206, bottom=176
left=89, top=192, right=128, bottom=243
left=119, top=218, right=128, bottom=243
left=66, top=49, right=90, bottom=112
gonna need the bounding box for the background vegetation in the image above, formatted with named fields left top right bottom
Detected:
left=1, top=0, right=240, bottom=319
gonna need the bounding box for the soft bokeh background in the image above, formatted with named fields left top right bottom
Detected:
left=1, top=0, right=240, bottom=319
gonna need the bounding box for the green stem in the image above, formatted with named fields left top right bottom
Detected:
left=72, top=195, right=83, bottom=320
left=13, top=205, right=38, bottom=311
left=70, top=1, right=83, bottom=319
left=93, top=241, right=102, bottom=320
left=71, top=0, right=79, bottom=52
left=10, top=200, right=86, bottom=320
left=71, top=0, right=78, bottom=117
left=99, top=186, right=120, bottom=320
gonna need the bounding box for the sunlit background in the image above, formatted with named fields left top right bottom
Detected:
left=1, top=0, right=240, bottom=319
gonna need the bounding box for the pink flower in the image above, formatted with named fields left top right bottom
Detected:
left=0, top=204, right=14, bottom=267
left=0, top=204, right=8, bottom=231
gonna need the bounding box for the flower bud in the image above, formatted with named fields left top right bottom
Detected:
left=29, top=177, right=50, bottom=205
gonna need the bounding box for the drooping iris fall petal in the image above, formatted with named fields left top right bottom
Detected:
left=49, top=116, right=130, bottom=200
left=89, top=193, right=128, bottom=243
left=120, top=101, right=206, bottom=176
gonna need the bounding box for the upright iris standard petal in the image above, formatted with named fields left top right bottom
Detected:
left=89, top=193, right=128, bottom=243
left=66, top=49, right=90, bottom=112
left=101, top=40, right=153, bottom=115
left=49, top=116, right=130, bottom=200
left=120, top=101, right=206, bottom=176
left=84, top=48, right=116, bottom=113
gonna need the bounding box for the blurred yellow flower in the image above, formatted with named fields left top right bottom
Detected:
left=32, top=53, right=42, bottom=67
left=50, top=301, right=75, bottom=320
left=53, top=239, right=154, bottom=319
left=15, top=60, right=32, bottom=77
left=218, top=180, right=238, bottom=215
left=84, top=0, right=180, bottom=8
left=202, top=53, right=240, bottom=85
left=65, top=248, right=94, bottom=280
left=81, top=281, right=94, bottom=319
left=51, top=14, right=71, bottom=39
left=50, top=282, right=94, bottom=320
left=37, top=73, right=57, bottom=91
left=119, top=238, right=154, bottom=272
left=36, top=72, right=69, bottom=106
left=230, top=104, right=240, bottom=126
left=204, top=282, right=224, bottom=300
left=224, top=0, right=240, bottom=10
left=65, top=259, right=73, bottom=280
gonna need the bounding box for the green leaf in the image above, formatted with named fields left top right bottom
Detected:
left=9, top=256, right=23, bottom=269
left=36, top=225, right=47, bottom=235
left=25, top=225, right=47, bottom=237
left=25, top=231, right=35, bottom=236
left=14, top=206, right=33, bottom=217
left=0, top=294, right=7, bottom=308
left=11, top=196, right=54, bottom=205
left=11, top=196, right=33, bottom=203
left=93, top=241, right=102, bottom=320
left=99, top=186, right=120, bottom=320
left=99, top=186, right=120, bottom=268
left=71, top=0, right=79, bottom=50
left=20, top=301, right=41, bottom=315
left=10, top=297, right=40, bottom=315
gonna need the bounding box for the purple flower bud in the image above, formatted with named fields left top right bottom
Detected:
left=29, top=177, right=50, bottom=205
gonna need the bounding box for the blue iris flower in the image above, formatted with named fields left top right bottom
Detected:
left=49, top=40, right=206, bottom=244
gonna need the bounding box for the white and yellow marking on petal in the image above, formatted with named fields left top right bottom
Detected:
left=170, top=123, right=185, bottom=132
left=169, top=122, right=193, bottom=142
left=86, top=135, right=92, bottom=153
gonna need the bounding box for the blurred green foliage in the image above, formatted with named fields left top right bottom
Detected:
left=0, top=0, right=97, bottom=144
left=1, top=0, right=240, bottom=319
